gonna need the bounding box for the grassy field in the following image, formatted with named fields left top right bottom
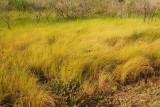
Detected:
left=0, top=14, right=160, bottom=106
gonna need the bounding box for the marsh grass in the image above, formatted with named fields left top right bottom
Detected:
left=0, top=13, right=160, bottom=106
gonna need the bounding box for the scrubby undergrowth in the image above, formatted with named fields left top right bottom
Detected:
left=0, top=17, right=160, bottom=106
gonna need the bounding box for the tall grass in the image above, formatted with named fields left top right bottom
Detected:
left=0, top=15, right=160, bottom=105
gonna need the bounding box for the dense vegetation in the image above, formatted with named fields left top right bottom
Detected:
left=0, top=0, right=160, bottom=106
left=0, top=0, right=160, bottom=29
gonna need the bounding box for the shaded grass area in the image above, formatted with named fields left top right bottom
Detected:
left=0, top=15, right=160, bottom=106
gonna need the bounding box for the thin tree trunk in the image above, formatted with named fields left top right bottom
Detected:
left=37, top=18, right=40, bottom=23
left=144, top=5, right=147, bottom=23
left=7, top=23, right=11, bottom=30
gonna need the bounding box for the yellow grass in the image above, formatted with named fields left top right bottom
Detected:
left=0, top=16, right=160, bottom=105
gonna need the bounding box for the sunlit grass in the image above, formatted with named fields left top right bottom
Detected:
left=0, top=15, right=160, bottom=105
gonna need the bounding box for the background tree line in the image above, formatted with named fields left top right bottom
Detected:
left=0, top=0, right=160, bottom=29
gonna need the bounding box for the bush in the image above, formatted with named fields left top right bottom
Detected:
left=50, top=0, right=92, bottom=19
left=9, top=0, right=27, bottom=11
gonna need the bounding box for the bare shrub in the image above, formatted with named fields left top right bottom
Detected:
left=44, top=0, right=54, bottom=21
left=106, top=0, right=123, bottom=16
left=50, top=0, right=92, bottom=19
left=26, top=0, right=46, bottom=22
left=148, top=0, right=160, bottom=21
left=129, top=0, right=160, bottom=22
left=0, top=0, right=12, bottom=30
left=0, top=0, right=8, bottom=11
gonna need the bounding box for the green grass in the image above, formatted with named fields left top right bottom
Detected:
left=0, top=13, right=160, bottom=106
